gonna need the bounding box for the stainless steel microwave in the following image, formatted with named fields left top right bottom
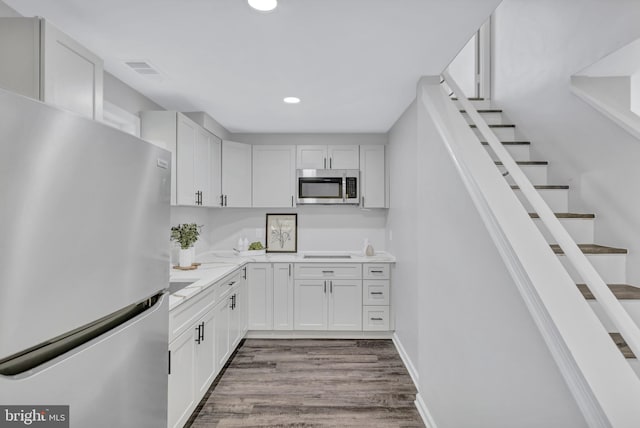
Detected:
left=296, top=169, right=359, bottom=205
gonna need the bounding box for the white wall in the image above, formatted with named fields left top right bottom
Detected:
left=230, top=133, right=387, bottom=146
left=447, top=34, right=477, bottom=98
left=386, top=100, right=420, bottom=375
left=632, top=73, right=640, bottom=116
left=493, top=0, right=640, bottom=283
left=103, top=72, right=164, bottom=115
left=171, top=206, right=387, bottom=263
left=0, top=0, right=19, bottom=17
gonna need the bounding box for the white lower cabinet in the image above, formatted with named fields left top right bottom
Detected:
left=273, top=263, right=294, bottom=330
left=168, top=268, right=246, bottom=428
left=247, top=263, right=294, bottom=331
left=363, top=306, right=390, bottom=331
left=167, top=327, right=196, bottom=428
left=293, top=276, right=362, bottom=331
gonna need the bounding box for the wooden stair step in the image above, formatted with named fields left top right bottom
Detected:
left=460, top=109, right=503, bottom=113
left=577, top=284, right=640, bottom=300
left=481, top=141, right=530, bottom=146
left=550, top=244, right=627, bottom=255
left=610, top=333, right=636, bottom=359
left=496, top=161, right=548, bottom=166
left=511, top=185, right=569, bottom=190
left=470, top=124, right=515, bottom=128
left=529, top=213, right=595, bottom=219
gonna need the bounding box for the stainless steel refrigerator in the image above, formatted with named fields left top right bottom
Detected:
left=0, top=88, right=171, bottom=427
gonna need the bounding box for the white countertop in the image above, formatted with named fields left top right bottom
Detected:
left=168, top=251, right=395, bottom=310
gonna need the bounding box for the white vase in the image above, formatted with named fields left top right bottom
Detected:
left=179, top=248, right=194, bottom=267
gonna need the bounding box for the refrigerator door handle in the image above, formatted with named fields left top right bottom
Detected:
left=0, top=293, right=164, bottom=376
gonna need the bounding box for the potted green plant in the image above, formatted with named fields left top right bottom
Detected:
left=170, top=223, right=202, bottom=267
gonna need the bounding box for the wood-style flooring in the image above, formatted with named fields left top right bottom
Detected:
left=186, top=339, right=424, bottom=427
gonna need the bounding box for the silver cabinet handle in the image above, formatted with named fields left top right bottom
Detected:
left=288, top=264, right=291, bottom=277
left=322, top=270, right=334, bottom=274
left=371, top=317, right=383, bottom=321
left=324, top=280, right=326, bottom=293
left=361, top=196, right=364, bottom=206
left=330, top=280, right=333, bottom=293
left=329, top=158, right=332, bottom=169
left=370, top=292, right=383, bottom=295
left=324, top=158, right=327, bottom=169
left=291, top=195, right=294, bottom=207
left=371, top=270, right=383, bottom=273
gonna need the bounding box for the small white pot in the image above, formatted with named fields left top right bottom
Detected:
left=179, top=248, right=194, bottom=267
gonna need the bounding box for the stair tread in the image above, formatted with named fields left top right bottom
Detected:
left=481, top=141, right=530, bottom=145
left=470, top=124, right=515, bottom=128
left=496, top=161, right=548, bottom=166
left=550, top=244, right=628, bottom=255
left=577, top=284, right=640, bottom=300
left=610, top=333, right=636, bottom=359
left=511, top=185, right=569, bottom=190
left=452, top=97, right=485, bottom=101
left=529, top=213, right=595, bottom=219
left=460, top=109, right=503, bottom=113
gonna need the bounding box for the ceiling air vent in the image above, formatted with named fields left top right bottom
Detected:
left=125, top=61, right=160, bottom=76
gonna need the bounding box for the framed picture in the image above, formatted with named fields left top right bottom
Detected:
left=265, top=213, right=298, bottom=253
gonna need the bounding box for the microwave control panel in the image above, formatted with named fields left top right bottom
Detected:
left=345, top=177, right=358, bottom=199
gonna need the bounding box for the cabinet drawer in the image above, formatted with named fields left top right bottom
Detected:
left=294, top=263, right=362, bottom=280
left=363, top=280, right=390, bottom=305
left=362, top=306, right=390, bottom=331
left=218, top=270, right=242, bottom=300
left=169, top=285, right=216, bottom=342
left=363, top=264, right=390, bottom=279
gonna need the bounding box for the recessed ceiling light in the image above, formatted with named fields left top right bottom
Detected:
left=248, top=0, right=278, bottom=12
left=283, top=97, right=301, bottom=104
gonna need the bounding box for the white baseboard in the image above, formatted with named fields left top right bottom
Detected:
left=415, top=393, right=438, bottom=428
left=245, top=330, right=393, bottom=339
left=392, top=332, right=419, bottom=387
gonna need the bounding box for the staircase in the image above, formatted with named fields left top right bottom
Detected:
left=459, top=98, right=640, bottom=375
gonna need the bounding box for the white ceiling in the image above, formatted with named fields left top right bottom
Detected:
left=5, top=0, right=499, bottom=133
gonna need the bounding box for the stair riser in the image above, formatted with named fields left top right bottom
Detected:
left=532, top=218, right=595, bottom=244
left=513, top=188, right=569, bottom=212
left=557, top=254, right=626, bottom=284
left=499, top=165, right=548, bottom=185
left=484, top=145, right=530, bottom=162
left=473, top=127, right=516, bottom=141
left=589, top=300, right=640, bottom=333
left=463, top=112, right=504, bottom=125
left=455, top=99, right=494, bottom=109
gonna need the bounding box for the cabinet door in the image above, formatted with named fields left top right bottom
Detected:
left=296, top=145, right=327, bottom=169
left=328, top=145, right=359, bottom=169
left=194, top=308, right=216, bottom=398
left=208, top=137, right=222, bottom=207
left=294, top=280, right=327, bottom=330
left=230, top=288, right=241, bottom=349
left=273, top=263, right=294, bottom=330
left=194, top=127, right=212, bottom=206
left=215, top=297, right=231, bottom=369
left=176, top=115, right=198, bottom=206
left=222, top=141, right=252, bottom=207
left=247, top=264, right=273, bottom=330
left=168, top=328, right=197, bottom=428
left=41, top=19, right=103, bottom=120
left=252, top=145, right=296, bottom=207
left=360, top=145, right=386, bottom=208
left=328, top=280, right=362, bottom=331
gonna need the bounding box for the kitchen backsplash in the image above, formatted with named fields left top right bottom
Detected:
left=170, top=206, right=387, bottom=256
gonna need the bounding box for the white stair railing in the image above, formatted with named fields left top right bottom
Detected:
left=442, top=70, right=640, bottom=360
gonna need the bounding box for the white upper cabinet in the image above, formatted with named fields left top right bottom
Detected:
left=141, top=111, right=220, bottom=206
left=221, top=141, right=252, bottom=207
left=252, top=145, right=296, bottom=208
left=0, top=17, right=103, bottom=120
left=359, top=145, right=387, bottom=208
left=328, top=145, right=359, bottom=169
left=296, top=145, right=359, bottom=169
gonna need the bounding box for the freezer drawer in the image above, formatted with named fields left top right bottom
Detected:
left=0, top=294, right=169, bottom=428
